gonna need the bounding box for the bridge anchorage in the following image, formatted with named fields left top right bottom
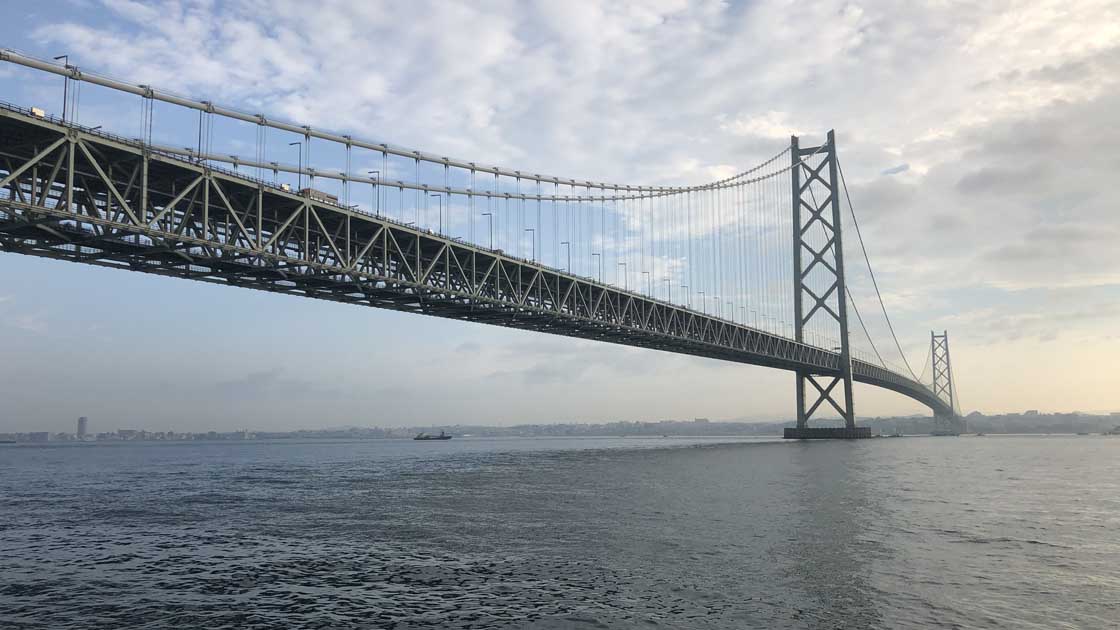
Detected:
left=0, top=50, right=958, bottom=435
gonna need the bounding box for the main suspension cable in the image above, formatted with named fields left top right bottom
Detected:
left=836, top=156, right=919, bottom=381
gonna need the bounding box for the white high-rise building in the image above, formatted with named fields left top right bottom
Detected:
left=77, top=416, right=88, bottom=439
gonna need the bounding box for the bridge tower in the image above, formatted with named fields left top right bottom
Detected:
left=930, top=331, right=963, bottom=435
left=784, top=131, right=869, bottom=439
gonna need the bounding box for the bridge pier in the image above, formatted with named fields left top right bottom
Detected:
left=786, top=131, right=865, bottom=440
left=783, top=427, right=873, bottom=439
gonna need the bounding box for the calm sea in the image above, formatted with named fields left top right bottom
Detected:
left=1, top=435, right=1117, bottom=629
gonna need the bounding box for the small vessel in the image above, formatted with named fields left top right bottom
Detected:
left=414, top=431, right=452, bottom=441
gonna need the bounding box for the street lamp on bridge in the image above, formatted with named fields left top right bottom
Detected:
left=429, top=193, right=443, bottom=234
left=53, top=54, right=69, bottom=122
left=525, top=228, right=535, bottom=261
left=367, top=170, right=380, bottom=217
left=560, top=241, right=571, bottom=272
left=481, top=213, right=494, bottom=249
left=591, top=253, right=602, bottom=282
left=288, top=141, right=302, bottom=191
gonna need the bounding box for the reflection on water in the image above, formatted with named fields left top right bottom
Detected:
left=1, top=436, right=1117, bottom=628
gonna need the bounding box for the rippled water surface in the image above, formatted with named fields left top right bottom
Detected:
left=2, top=435, right=1118, bottom=628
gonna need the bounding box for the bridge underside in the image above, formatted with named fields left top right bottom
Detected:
left=0, top=106, right=952, bottom=418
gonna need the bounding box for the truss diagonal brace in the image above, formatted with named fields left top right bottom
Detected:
left=791, top=130, right=855, bottom=429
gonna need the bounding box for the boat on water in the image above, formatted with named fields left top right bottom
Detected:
left=414, top=431, right=452, bottom=441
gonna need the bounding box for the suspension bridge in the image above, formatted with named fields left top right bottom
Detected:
left=0, top=50, right=961, bottom=438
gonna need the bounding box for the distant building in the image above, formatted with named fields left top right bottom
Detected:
left=24, top=432, right=50, bottom=442
left=117, top=429, right=138, bottom=440
left=77, top=416, right=88, bottom=439
left=1024, top=410, right=1039, bottom=416
left=694, top=418, right=710, bottom=424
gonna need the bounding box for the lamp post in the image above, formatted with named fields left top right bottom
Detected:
left=53, top=54, right=69, bottom=122
left=618, top=262, right=627, bottom=290
left=664, top=277, right=672, bottom=302
left=698, top=290, right=705, bottom=313
left=429, top=193, right=443, bottom=233
left=288, top=141, right=302, bottom=192
left=591, top=253, right=602, bottom=282
left=525, top=228, right=535, bottom=261
left=682, top=285, right=690, bottom=307
left=560, top=241, right=571, bottom=272
left=481, top=212, right=494, bottom=249
left=368, top=170, right=380, bottom=217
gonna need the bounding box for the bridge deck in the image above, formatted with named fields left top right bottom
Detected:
left=0, top=105, right=949, bottom=415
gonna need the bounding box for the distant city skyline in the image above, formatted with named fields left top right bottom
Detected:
left=5, top=407, right=1120, bottom=436
left=1, top=1, right=1118, bottom=431
left=4, top=409, right=1119, bottom=443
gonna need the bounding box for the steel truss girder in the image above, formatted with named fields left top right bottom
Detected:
left=0, top=107, right=952, bottom=416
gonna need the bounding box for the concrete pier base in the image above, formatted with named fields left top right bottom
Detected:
left=783, top=427, right=874, bottom=440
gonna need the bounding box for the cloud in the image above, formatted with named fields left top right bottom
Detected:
left=211, top=369, right=337, bottom=401
left=942, top=301, right=1120, bottom=346
left=721, top=111, right=802, bottom=140
left=486, top=337, right=662, bottom=386
left=9, top=314, right=47, bottom=334
left=454, top=341, right=482, bottom=354
left=955, top=163, right=1049, bottom=195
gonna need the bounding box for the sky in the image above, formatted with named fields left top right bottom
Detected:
left=1, top=0, right=1118, bottom=432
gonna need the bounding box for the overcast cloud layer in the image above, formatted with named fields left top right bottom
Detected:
left=1, top=0, right=1118, bottom=431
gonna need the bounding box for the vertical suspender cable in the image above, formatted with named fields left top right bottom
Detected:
left=836, top=158, right=919, bottom=380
